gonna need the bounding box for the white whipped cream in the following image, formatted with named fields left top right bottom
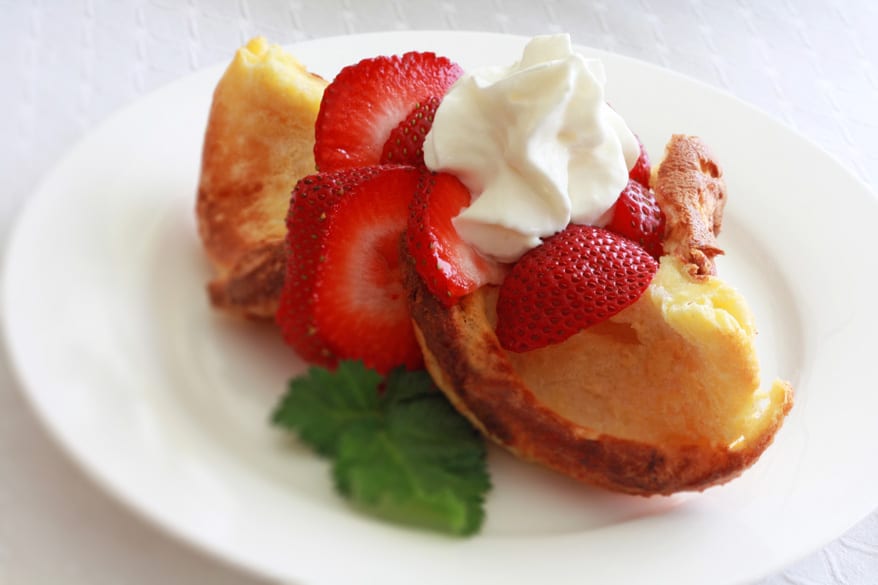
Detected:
left=423, top=34, right=639, bottom=262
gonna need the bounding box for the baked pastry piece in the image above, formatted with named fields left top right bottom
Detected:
left=654, top=134, right=727, bottom=279
left=405, top=135, right=793, bottom=495
left=197, top=37, right=328, bottom=318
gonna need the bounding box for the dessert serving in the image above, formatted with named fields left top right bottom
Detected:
left=196, top=34, right=793, bottom=532
left=407, top=134, right=793, bottom=495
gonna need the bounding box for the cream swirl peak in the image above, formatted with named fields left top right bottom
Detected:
left=423, top=34, right=639, bottom=262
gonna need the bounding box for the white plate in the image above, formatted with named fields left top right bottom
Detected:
left=4, top=31, right=878, bottom=585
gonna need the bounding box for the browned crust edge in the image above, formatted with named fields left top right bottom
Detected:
left=206, top=239, right=287, bottom=319
left=655, top=134, right=727, bottom=280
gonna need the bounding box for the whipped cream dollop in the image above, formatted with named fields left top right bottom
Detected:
left=423, top=34, right=639, bottom=262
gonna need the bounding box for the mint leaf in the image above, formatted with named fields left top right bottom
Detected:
left=272, top=361, right=490, bottom=535
left=383, top=366, right=436, bottom=405
left=271, top=361, right=382, bottom=456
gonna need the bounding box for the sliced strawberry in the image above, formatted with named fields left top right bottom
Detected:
left=629, top=135, right=651, bottom=187
left=314, top=52, right=463, bottom=171
left=606, top=179, right=666, bottom=259
left=379, top=96, right=441, bottom=167
left=276, top=165, right=422, bottom=373
left=495, top=225, right=658, bottom=353
left=407, top=172, right=502, bottom=306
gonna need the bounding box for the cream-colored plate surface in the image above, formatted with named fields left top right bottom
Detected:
left=4, top=31, right=877, bottom=585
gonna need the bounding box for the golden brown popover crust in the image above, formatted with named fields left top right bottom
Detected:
left=197, top=38, right=327, bottom=318
left=654, top=134, right=727, bottom=280
left=404, top=135, right=793, bottom=495
left=405, top=268, right=791, bottom=495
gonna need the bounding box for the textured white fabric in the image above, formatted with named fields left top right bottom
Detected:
left=1, top=1, right=876, bottom=583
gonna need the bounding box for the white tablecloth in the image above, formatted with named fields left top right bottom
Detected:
left=1, top=1, right=876, bottom=583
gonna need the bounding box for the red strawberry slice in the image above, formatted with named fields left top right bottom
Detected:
left=380, top=96, right=441, bottom=167
left=276, top=165, right=423, bottom=373
left=407, top=172, right=503, bottom=306
left=629, top=135, right=652, bottom=187
left=314, top=52, right=463, bottom=171
left=606, top=179, right=666, bottom=259
left=495, top=225, right=658, bottom=353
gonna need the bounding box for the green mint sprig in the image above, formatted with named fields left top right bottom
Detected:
left=272, top=361, right=491, bottom=536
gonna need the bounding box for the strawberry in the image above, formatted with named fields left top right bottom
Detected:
left=495, top=225, right=658, bottom=353
left=605, top=179, right=666, bottom=259
left=380, top=96, right=441, bottom=167
left=276, top=165, right=423, bottom=373
left=314, top=52, right=463, bottom=171
left=407, top=172, right=502, bottom=306
left=629, top=135, right=651, bottom=187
